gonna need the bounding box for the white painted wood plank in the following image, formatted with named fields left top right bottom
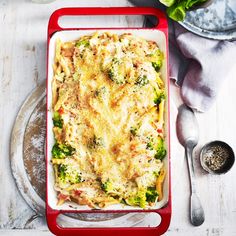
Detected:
left=168, top=66, right=236, bottom=235
left=0, top=230, right=53, bottom=236
left=167, top=227, right=236, bottom=236
left=1, top=0, right=236, bottom=235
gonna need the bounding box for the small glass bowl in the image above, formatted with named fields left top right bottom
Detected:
left=200, top=141, right=235, bottom=174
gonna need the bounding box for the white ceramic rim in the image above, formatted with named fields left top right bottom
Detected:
left=47, top=29, right=169, bottom=211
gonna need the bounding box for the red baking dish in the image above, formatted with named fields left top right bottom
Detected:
left=46, top=7, right=171, bottom=235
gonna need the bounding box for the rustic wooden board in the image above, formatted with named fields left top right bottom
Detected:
left=10, top=82, right=46, bottom=216
left=10, top=83, right=141, bottom=224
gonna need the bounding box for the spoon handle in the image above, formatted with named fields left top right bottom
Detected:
left=185, top=146, right=196, bottom=192
left=186, top=146, right=205, bottom=226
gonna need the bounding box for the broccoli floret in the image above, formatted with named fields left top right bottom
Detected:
left=52, top=143, right=75, bottom=159
left=146, top=136, right=154, bottom=150
left=107, top=59, right=125, bottom=85
left=154, top=89, right=165, bottom=105
left=68, top=173, right=81, bottom=184
left=146, top=136, right=166, bottom=160
left=58, top=164, right=81, bottom=184
left=152, top=61, right=162, bottom=72
left=135, top=75, right=149, bottom=87
left=146, top=142, right=154, bottom=150
left=146, top=187, right=158, bottom=202
left=53, top=111, right=63, bottom=128
left=58, top=164, right=67, bottom=181
left=108, top=68, right=125, bottom=85
left=126, top=187, right=159, bottom=207
left=149, top=49, right=163, bottom=72
left=126, top=189, right=147, bottom=208
left=75, top=39, right=90, bottom=48
left=101, top=180, right=113, bottom=193
left=154, top=137, right=167, bottom=160
left=75, top=174, right=82, bottom=183
left=88, top=135, right=105, bottom=149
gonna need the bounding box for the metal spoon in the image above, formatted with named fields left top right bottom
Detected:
left=176, top=104, right=205, bottom=226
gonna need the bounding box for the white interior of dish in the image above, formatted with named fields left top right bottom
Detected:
left=47, top=29, right=169, bottom=211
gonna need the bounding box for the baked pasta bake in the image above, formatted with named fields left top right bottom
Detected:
left=51, top=32, right=167, bottom=209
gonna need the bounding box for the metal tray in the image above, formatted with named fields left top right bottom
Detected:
left=180, top=0, right=236, bottom=40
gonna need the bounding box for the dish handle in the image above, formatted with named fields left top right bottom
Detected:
left=46, top=204, right=171, bottom=236
left=48, top=7, right=168, bottom=37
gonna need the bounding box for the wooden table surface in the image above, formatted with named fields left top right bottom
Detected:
left=1, top=0, right=236, bottom=235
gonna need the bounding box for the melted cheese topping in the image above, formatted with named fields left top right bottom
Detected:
left=51, top=32, right=166, bottom=209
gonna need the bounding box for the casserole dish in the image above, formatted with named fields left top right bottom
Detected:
left=46, top=7, right=171, bottom=235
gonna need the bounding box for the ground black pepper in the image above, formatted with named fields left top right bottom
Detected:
left=203, top=145, right=229, bottom=171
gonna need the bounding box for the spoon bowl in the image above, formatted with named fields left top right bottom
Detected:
left=176, top=105, right=199, bottom=148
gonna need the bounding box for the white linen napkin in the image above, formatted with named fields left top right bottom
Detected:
left=172, top=23, right=236, bottom=112
left=130, top=0, right=236, bottom=112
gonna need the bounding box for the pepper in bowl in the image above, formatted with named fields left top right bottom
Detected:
left=200, top=141, right=235, bottom=174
